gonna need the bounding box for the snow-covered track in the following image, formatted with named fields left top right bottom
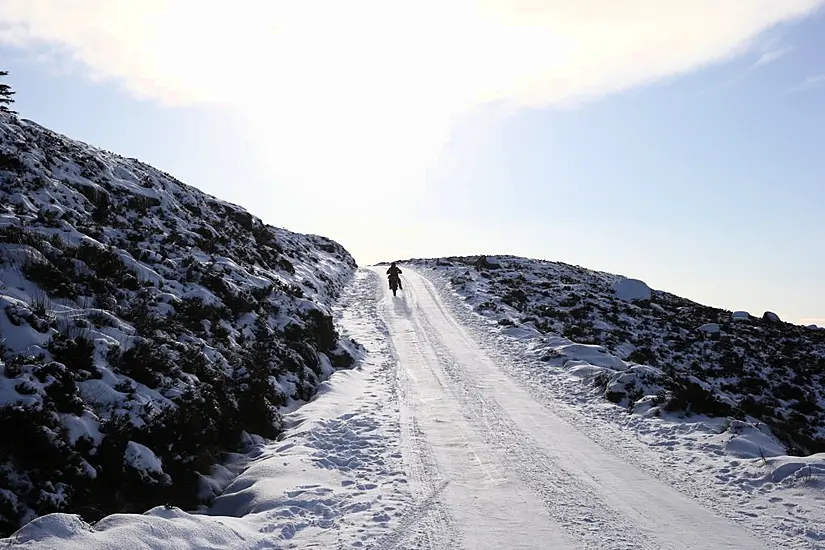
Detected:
left=378, top=266, right=771, bottom=550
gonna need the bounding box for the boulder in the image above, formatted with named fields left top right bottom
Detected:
left=762, top=311, right=781, bottom=323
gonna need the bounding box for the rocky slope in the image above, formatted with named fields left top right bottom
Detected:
left=0, top=112, right=357, bottom=535
left=408, top=255, right=825, bottom=457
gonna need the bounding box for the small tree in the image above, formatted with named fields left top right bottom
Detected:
left=0, top=71, right=16, bottom=114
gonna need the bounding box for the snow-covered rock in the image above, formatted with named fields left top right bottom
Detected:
left=554, top=343, right=627, bottom=370
left=697, top=323, right=721, bottom=334
left=762, top=311, right=781, bottom=323
left=0, top=111, right=358, bottom=535
left=612, top=277, right=652, bottom=302
left=124, top=441, right=168, bottom=483
left=731, top=311, right=750, bottom=321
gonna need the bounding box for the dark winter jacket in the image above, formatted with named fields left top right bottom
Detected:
left=386, top=265, right=402, bottom=278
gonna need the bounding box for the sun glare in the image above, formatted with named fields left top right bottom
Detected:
left=1, top=0, right=823, bottom=207
left=226, top=0, right=572, bottom=207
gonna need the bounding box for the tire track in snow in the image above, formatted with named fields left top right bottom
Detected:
left=393, top=269, right=769, bottom=550
left=381, top=274, right=577, bottom=549
left=410, top=284, right=659, bottom=550
left=367, top=479, right=452, bottom=550
left=420, top=268, right=789, bottom=549
left=371, top=294, right=461, bottom=550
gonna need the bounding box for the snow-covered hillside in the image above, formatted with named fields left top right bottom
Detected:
left=6, top=266, right=822, bottom=549
left=0, top=112, right=357, bottom=535
left=409, top=255, right=825, bottom=457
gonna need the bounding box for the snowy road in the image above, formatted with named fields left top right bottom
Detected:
left=378, top=267, right=770, bottom=550
left=7, top=267, right=806, bottom=549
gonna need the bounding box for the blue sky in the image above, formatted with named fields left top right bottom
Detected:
left=1, top=1, right=824, bottom=325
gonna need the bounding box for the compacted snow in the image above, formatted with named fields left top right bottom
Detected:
left=3, top=267, right=824, bottom=549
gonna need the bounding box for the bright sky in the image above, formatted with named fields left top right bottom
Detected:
left=1, top=1, right=824, bottom=325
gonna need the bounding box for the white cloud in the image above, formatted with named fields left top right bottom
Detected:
left=753, top=45, right=793, bottom=68
left=789, top=74, right=825, bottom=92
left=716, top=40, right=793, bottom=88
left=1, top=0, right=823, bottom=198
left=2, top=1, right=822, bottom=109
